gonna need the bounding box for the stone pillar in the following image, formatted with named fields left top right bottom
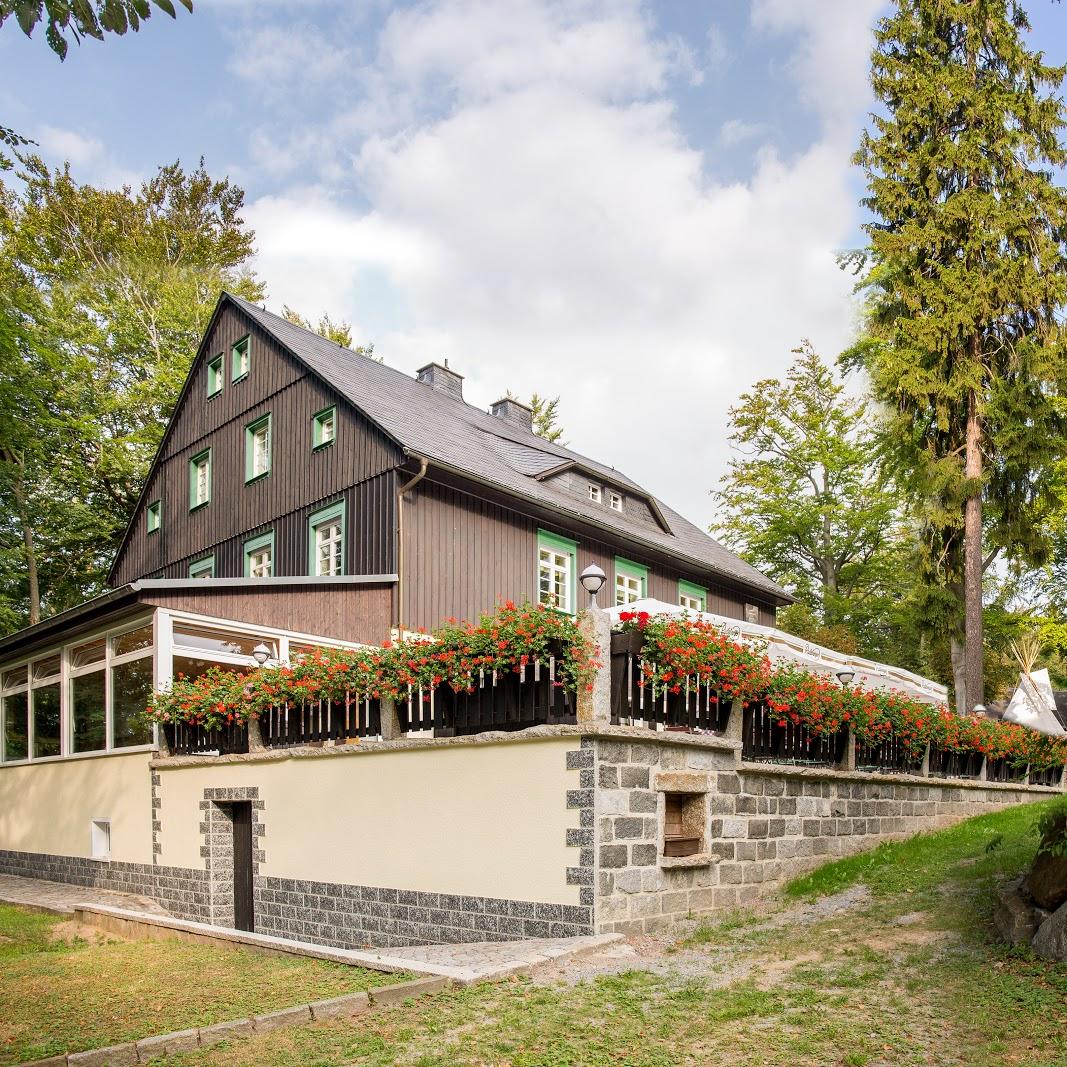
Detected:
left=155, top=725, right=171, bottom=758
left=247, top=715, right=264, bottom=753
left=723, top=699, right=744, bottom=742
left=921, top=742, right=931, bottom=778
left=978, top=756, right=988, bottom=782
left=379, top=696, right=403, bottom=740
left=576, top=605, right=612, bottom=725
left=837, top=728, right=857, bottom=772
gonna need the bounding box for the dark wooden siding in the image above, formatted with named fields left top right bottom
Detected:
left=401, top=478, right=777, bottom=630
left=142, top=585, right=394, bottom=645
left=153, top=471, right=396, bottom=581
left=112, top=305, right=401, bottom=584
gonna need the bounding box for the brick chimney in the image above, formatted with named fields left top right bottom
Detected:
left=490, top=396, right=534, bottom=432
left=416, top=360, right=464, bottom=401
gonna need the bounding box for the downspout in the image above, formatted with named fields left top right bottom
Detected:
left=395, top=456, right=429, bottom=635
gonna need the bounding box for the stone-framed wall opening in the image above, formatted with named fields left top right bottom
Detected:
left=199, top=787, right=264, bottom=930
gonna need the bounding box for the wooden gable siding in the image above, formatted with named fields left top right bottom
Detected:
left=401, top=477, right=777, bottom=631
left=143, top=584, right=394, bottom=646
left=112, top=304, right=401, bottom=585
left=152, top=470, right=397, bottom=580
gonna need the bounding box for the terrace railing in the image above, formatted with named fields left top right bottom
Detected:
left=164, top=720, right=249, bottom=756
left=399, top=656, right=576, bottom=736
left=854, top=735, right=924, bottom=775
left=927, top=745, right=984, bottom=780
left=609, top=631, right=731, bottom=733
left=261, top=695, right=382, bottom=748
left=985, top=757, right=1029, bottom=784
left=741, top=703, right=847, bottom=766
left=1029, top=765, right=1065, bottom=788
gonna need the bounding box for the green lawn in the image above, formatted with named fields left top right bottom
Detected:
left=0, top=905, right=405, bottom=1065
left=164, top=797, right=1067, bottom=1067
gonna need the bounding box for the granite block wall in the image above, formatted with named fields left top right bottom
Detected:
left=592, top=734, right=1054, bottom=936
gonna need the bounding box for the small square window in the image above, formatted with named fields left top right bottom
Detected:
left=146, top=500, right=161, bottom=534
left=232, top=335, right=250, bottom=381
left=91, top=818, right=111, bottom=860
left=609, top=492, right=623, bottom=512
left=313, top=407, right=337, bottom=449
left=744, top=603, right=761, bottom=624
left=663, top=793, right=704, bottom=859
left=588, top=484, right=601, bottom=503
left=244, top=531, right=274, bottom=578
left=207, top=354, right=223, bottom=397
left=189, top=556, right=214, bottom=579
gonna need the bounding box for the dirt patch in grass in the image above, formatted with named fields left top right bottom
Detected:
left=0, top=902, right=409, bottom=1065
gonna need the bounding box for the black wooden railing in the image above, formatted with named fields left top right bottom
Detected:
left=261, top=696, right=381, bottom=748
left=400, top=658, right=576, bottom=736
left=165, top=721, right=249, bottom=756
left=609, top=631, right=731, bottom=733
left=855, top=734, right=924, bottom=775
left=927, top=745, right=984, bottom=779
left=1029, top=765, right=1065, bottom=788
left=985, top=757, right=1029, bottom=784
left=742, top=703, right=847, bottom=766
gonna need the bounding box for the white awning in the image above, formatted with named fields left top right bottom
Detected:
left=605, top=599, right=947, bottom=705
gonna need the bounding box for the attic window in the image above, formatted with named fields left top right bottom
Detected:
left=146, top=500, right=161, bottom=534
left=207, top=354, right=223, bottom=397
left=588, top=484, right=601, bottom=503
left=609, top=492, right=623, bottom=512
left=313, top=407, right=337, bottom=449
left=232, top=335, right=250, bottom=382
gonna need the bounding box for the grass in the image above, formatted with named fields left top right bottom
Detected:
left=0, top=905, right=406, bottom=1065
left=160, top=796, right=1067, bottom=1067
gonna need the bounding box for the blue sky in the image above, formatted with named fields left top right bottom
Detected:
left=2, top=0, right=1065, bottom=527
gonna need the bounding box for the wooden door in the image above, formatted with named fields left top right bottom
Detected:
left=231, top=802, right=254, bottom=932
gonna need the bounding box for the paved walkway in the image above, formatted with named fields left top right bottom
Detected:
left=0, top=873, right=620, bottom=982
left=0, top=873, right=171, bottom=916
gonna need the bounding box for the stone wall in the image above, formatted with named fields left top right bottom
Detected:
left=592, top=732, right=1056, bottom=936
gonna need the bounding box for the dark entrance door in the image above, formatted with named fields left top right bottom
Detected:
left=231, top=802, right=254, bottom=932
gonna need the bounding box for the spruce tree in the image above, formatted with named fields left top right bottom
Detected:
left=852, top=0, right=1067, bottom=711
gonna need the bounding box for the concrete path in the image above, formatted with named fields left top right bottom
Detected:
left=0, top=873, right=621, bottom=984
left=0, top=872, right=171, bottom=916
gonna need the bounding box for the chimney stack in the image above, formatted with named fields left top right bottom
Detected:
left=416, top=360, right=464, bottom=402
left=490, top=396, right=534, bottom=432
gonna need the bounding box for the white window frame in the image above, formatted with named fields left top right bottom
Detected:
left=609, top=491, right=623, bottom=512
left=90, top=818, right=111, bottom=860
left=588, top=484, right=602, bottom=503
left=537, top=531, right=576, bottom=614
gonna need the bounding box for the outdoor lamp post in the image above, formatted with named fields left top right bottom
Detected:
left=252, top=643, right=272, bottom=666
left=579, top=564, right=607, bottom=608
left=836, top=670, right=856, bottom=686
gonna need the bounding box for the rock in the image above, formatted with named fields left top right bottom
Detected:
left=1025, top=813, right=1067, bottom=912
left=1032, top=899, right=1067, bottom=962
left=994, top=880, right=1040, bottom=946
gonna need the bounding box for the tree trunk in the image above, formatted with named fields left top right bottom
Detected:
left=963, top=387, right=984, bottom=711
left=950, top=634, right=967, bottom=716
left=2, top=448, right=41, bottom=626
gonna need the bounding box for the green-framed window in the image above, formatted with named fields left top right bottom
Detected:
left=146, top=500, right=162, bottom=534
left=232, top=335, right=250, bottom=382
left=614, top=557, right=648, bottom=606
left=207, top=353, right=223, bottom=397
left=678, top=580, right=707, bottom=612
left=537, top=530, right=577, bottom=614
left=189, top=556, right=215, bottom=579
left=312, top=406, right=337, bottom=450
left=188, top=449, right=211, bottom=510
left=243, top=530, right=274, bottom=578
left=245, top=413, right=272, bottom=482
left=308, top=500, right=346, bottom=576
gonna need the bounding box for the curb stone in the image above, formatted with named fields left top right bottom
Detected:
left=16, top=975, right=453, bottom=1066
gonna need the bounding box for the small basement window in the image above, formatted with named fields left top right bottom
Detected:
left=663, top=792, right=703, bottom=858
left=91, top=819, right=111, bottom=860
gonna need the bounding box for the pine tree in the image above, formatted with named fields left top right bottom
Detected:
left=851, top=0, right=1067, bottom=711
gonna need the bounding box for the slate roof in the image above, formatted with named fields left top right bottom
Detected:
left=227, top=293, right=791, bottom=602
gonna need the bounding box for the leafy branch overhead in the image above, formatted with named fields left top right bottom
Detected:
left=0, top=0, right=192, bottom=59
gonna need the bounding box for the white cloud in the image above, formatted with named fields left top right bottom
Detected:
left=246, top=0, right=878, bottom=528
left=32, top=125, right=141, bottom=188
left=718, top=118, right=768, bottom=146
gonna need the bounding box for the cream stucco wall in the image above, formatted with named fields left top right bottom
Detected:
left=0, top=751, right=154, bottom=864
left=157, top=736, right=580, bottom=905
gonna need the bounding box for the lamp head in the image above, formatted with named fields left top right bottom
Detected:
left=579, top=564, right=607, bottom=606
left=252, top=643, right=271, bottom=666
left=836, top=670, right=856, bottom=686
